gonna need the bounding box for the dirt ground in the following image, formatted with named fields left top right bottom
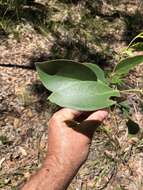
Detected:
left=0, top=1, right=143, bottom=190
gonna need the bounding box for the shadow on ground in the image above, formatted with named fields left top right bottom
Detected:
left=123, top=10, right=143, bottom=43
left=0, top=0, right=47, bottom=36
left=26, top=1, right=143, bottom=70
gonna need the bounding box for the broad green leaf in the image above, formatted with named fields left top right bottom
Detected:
left=114, top=55, right=143, bottom=76
left=84, top=63, right=106, bottom=82
left=36, top=59, right=105, bottom=92
left=49, top=81, right=120, bottom=111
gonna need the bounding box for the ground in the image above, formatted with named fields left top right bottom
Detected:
left=0, top=0, right=143, bottom=189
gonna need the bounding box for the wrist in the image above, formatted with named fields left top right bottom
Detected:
left=45, top=150, right=86, bottom=174
left=22, top=155, right=76, bottom=190
left=44, top=154, right=69, bottom=174
left=44, top=154, right=76, bottom=177
left=42, top=155, right=78, bottom=190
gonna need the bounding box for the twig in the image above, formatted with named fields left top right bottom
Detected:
left=120, top=89, right=143, bottom=94
left=0, top=63, right=35, bottom=70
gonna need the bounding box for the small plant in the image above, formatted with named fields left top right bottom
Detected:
left=36, top=35, right=143, bottom=111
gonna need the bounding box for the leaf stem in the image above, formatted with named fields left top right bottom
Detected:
left=120, top=89, right=143, bottom=94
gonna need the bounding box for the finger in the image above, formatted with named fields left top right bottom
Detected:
left=53, top=108, right=82, bottom=122
left=76, top=110, right=108, bottom=139
left=85, top=110, right=108, bottom=122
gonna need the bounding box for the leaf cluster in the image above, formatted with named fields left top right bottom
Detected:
left=36, top=51, right=143, bottom=111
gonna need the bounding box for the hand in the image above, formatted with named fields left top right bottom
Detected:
left=47, top=108, right=108, bottom=172
left=22, top=108, right=108, bottom=190
left=45, top=108, right=108, bottom=188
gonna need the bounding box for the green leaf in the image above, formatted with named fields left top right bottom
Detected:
left=49, top=81, right=120, bottom=111
left=131, top=42, right=143, bottom=51
left=84, top=63, right=106, bottom=82
left=36, top=59, right=105, bottom=92
left=110, top=74, right=123, bottom=85
left=127, top=32, right=143, bottom=49
left=114, top=55, right=143, bottom=76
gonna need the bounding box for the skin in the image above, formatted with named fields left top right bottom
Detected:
left=22, top=108, right=108, bottom=190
